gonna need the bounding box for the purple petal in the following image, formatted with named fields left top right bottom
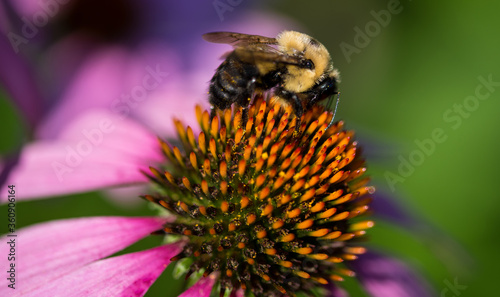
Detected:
left=0, top=151, right=21, bottom=194
left=0, top=216, right=170, bottom=295
left=0, top=33, right=44, bottom=128
left=179, top=274, right=217, bottom=297
left=7, top=0, right=44, bottom=17
left=348, top=250, right=435, bottom=297
left=1, top=110, right=163, bottom=201
left=229, top=289, right=245, bottom=297
left=371, top=190, right=473, bottom=273
left=0, top=4, right=8, bottom=31
left=325, top=283, right=350, bottom=297
left=26, top=244, right=181, bottom=297
left=370, top=191, right=419, bottom=228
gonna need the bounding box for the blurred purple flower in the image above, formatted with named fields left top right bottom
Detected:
left=348, top=250, right=435, bottom=297
left=0, top=0, right=293, bottom=131
left=0, top=0, right=296, bottom=197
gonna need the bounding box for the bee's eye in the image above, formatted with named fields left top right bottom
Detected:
left=302, top=59, right=314, bottom=70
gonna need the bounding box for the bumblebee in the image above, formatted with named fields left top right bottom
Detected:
left=203, top=30, right=340, bottom=131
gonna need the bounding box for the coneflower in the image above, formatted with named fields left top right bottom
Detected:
left=145, top=97, right=375, bottom=296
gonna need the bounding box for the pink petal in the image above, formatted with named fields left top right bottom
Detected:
left=133, top=82, right=204, bottom=139
left=40, top=33, right=104, bottom=101
left=26, top=244, right=181, bottom=297
left=0, top=216, right=169, bottom=295
left=1, top=110, right=163, bottom=201
left=37, top=44, right=180, bottom=140
left=179, top=274, right=218, bottom=297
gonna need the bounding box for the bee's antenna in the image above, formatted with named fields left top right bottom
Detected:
left=326, top=92, right=341, bottom=130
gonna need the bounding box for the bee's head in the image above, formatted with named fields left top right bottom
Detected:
left=277, top=31, right=334, bottom=93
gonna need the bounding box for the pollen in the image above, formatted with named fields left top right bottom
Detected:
left=146, top=97, right=374, bottom=297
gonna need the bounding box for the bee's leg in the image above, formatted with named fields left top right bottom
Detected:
left=210, top=105, right=217, bottom=120
left=237, top=78, right=256, bottom=128
left=292, top=97, right=304, bottom=134
left=326, top=92, right=341, bottom=130
left=241, top=107, right=249, bottom=128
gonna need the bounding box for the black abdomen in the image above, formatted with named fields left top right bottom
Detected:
left=208, top=52, right=262, bottom=110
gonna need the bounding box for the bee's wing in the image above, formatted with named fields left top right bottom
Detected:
left=234, top=45, right=304, bottom=66
left=203, top=32, right=277, bottom=47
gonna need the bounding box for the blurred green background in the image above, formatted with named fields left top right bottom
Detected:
left=1, top=1, right=499, bottom=296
